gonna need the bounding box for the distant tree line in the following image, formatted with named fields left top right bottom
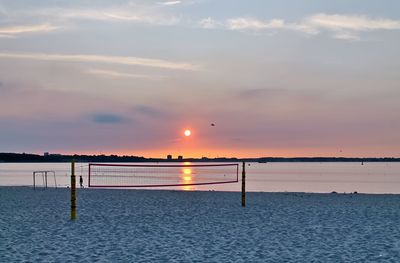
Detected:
left=0, top=153, right=149, bottom=163
left=0, top=152, right=399, bottom=163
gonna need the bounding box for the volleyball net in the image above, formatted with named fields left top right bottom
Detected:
left=88, top=163, right=239, bottom=188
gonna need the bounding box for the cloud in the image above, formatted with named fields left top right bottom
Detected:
left=227, top=18, right=285, bottom=31
left=0, top=34, right=15, bottom=38
left=85, top=69, right=165, bottom=80
left=199, top=17, right=219, bottom=29
left=0, top=4, right=180, bottom=32
left=201, top=13, right=400, bottom=40
left=307, top=13, right=400, bottom=31
left=332, top=31, right=360, bottom=41
left=201, top=16, right=317, bottom=35
left=91, top=113, right=127, bottom=124
left=134, top=105, right=171, bottom=118
left=33, top=7, right=180, bottom=26
left=159, top=1, right=181, bottom=6
left=306, top=13, right=400, bottom=40
left=0, top=52, right=199, bottom=71
left=0, top=24, right=59, bottom=36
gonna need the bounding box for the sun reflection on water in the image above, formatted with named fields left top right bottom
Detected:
left=181, top=163, right=193, bottom=191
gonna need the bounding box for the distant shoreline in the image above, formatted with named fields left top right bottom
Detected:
left=2, top=186, right=400, bottom=195
left=1, top=152, right=399, bottom=163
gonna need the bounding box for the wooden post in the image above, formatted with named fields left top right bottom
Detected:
left=45, top=171, right=48, bottom=189
left=242, top=161, right=246, bottom=207
left=71, top=160, right=77, bottom=220
left=53, top=172, right=57, bottom=189
left=33, top=172, right=35, bottom=190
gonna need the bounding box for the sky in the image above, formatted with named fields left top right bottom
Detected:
left=0, top=0, right=399, bottom=158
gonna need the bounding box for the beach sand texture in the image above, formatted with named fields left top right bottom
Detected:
left=1, top=187, right=400, bottom=262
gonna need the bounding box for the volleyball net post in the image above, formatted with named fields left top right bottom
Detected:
left=70, top=160, right=76, bottom=220
left=242, top=162, right=246, bottom=207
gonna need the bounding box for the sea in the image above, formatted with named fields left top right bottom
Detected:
left=1, top=162, right=399, bottom=193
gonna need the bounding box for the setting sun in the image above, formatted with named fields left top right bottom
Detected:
left=184, top=129, right=191, bottom=137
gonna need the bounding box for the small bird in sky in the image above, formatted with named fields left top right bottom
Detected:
left=211, top=123, right=215, bottom=126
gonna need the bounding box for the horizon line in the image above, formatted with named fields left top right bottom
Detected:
left=1, top=152, right=399, bottom=160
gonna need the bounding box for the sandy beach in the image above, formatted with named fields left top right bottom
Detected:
left=1, top=186, right=400, bottom=262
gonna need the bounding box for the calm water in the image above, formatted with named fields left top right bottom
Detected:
left=0, top=162, right=399, bottom=193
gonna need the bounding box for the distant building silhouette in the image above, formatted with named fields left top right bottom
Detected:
left=44, top=152, right=49, bottom=156
left=167, top=154, right=172, bottom=160
left=177, top=155, right=183, bottom=161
